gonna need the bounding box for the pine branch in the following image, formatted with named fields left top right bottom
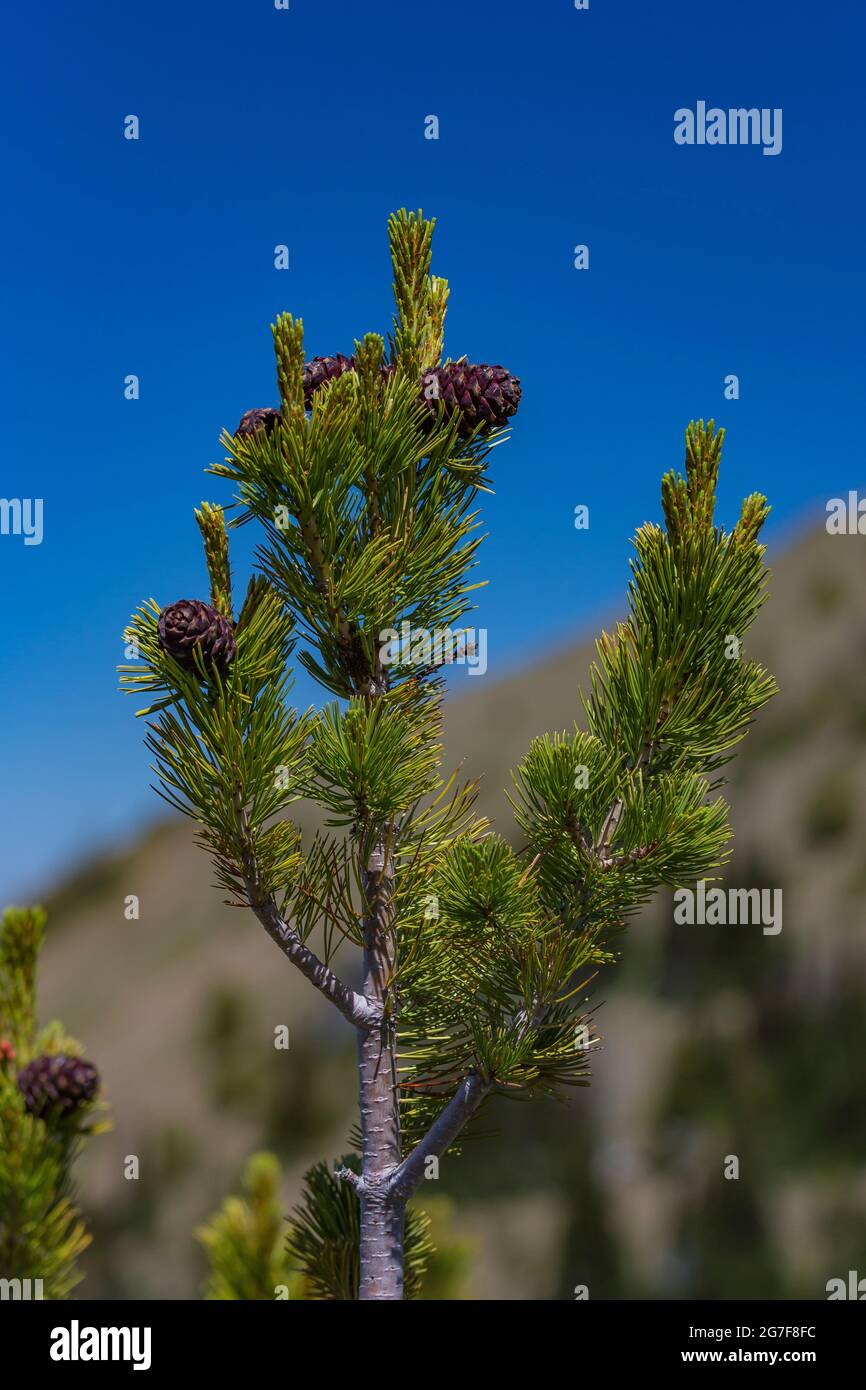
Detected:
left=233, top=778, right=377, bottom=1030
left=246, top=891, right=380, bottom=1032
left=195, top=502, right=233, bottom=618
left=390, top=1072, right=490, bottom=1200
left=593, top=737, right=656, bottom=860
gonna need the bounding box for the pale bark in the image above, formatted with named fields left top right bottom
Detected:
left=390, top=1072, right=490, bottom=1200
left=356, top=834, right=404, bottom=1300
left=249, top=894, right=381, bottom=1031
left=238, top=788, right=379, bottom=1031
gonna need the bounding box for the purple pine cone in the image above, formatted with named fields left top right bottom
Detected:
left=235, top=408, right=282, bottom=438
left=18, top=1054, right=100, bottom=1118
left=302, top=354, right=358, bottom=409
left=419, top=361, right=521, bottom=436
left=157, top=599, right=237, bottom=674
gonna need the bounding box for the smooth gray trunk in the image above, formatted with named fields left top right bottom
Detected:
left=357, top=1182, right=405, bottom=1301
left=357, top=838, right=404, bottom=1300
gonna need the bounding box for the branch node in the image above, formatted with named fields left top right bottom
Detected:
left=335, top=1166, right=363, bottom=1194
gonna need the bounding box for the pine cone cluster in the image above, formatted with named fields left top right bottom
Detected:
left=158, top=599, right=237, bottom=673
left=235, top=358, right=520, bottom=439
left=420, top=361, right=521, bottom=436
left=18, top=1054, right=99, bottom=1118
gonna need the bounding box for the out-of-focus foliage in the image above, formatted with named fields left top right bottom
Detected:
left=0, top=906, right=107, bottom=1298
left=198, top=1150, right=471, bottom=1301
left=196, top=1152, right=303, bottom=1300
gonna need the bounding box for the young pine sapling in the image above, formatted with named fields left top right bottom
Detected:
left=121, top=210, right=775, bottom=1300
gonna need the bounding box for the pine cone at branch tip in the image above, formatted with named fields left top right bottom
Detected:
left=235, top=407, right=282, bottom=437
left=420, top=361, right=522, bottom=435
left=17, top=1054, right=100, bottom=1117
left=302, top=353, right=359, bottom=408
left=157, top=599, right=237, bottom=673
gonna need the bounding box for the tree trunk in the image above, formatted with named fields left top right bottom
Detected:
left=357, top=836, right=404, bottom=1300
left=357, top=1179, right=405, bottom=1301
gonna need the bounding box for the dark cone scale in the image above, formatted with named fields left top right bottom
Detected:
left=18, top=1054, right=99, bottom=1117
left=302, top=354, right=357, bottom=408
left=420, top=361, right=521, bottom=436
left=157, top=599, right=237, bottom=673
left=235, top=407, right=282, bottom=437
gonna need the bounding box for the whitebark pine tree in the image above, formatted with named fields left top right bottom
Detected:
left=121, top=211, right=776, bottom=1300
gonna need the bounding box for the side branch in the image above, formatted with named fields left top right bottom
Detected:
left=594, top=736, right=657, bottom=860
left=389, top=1071, right=490, bottom=1201
left=249, top=894, right=381, bottom=1031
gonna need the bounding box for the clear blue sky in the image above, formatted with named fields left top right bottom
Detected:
left=2, top=0, right=864, bottom=899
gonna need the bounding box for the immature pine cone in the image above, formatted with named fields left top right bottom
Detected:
left=18, top=1054, right=99, bottom=1117
left=302, top=354, right=357, bottom=408
left=235, top=407, right=281, bottom=437
left=419, top=361, right=521, bottom=436
left=158, top=599, right=237, bottom=673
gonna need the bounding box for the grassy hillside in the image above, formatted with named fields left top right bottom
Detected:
left=34, top=520, right=866, bottom=1299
